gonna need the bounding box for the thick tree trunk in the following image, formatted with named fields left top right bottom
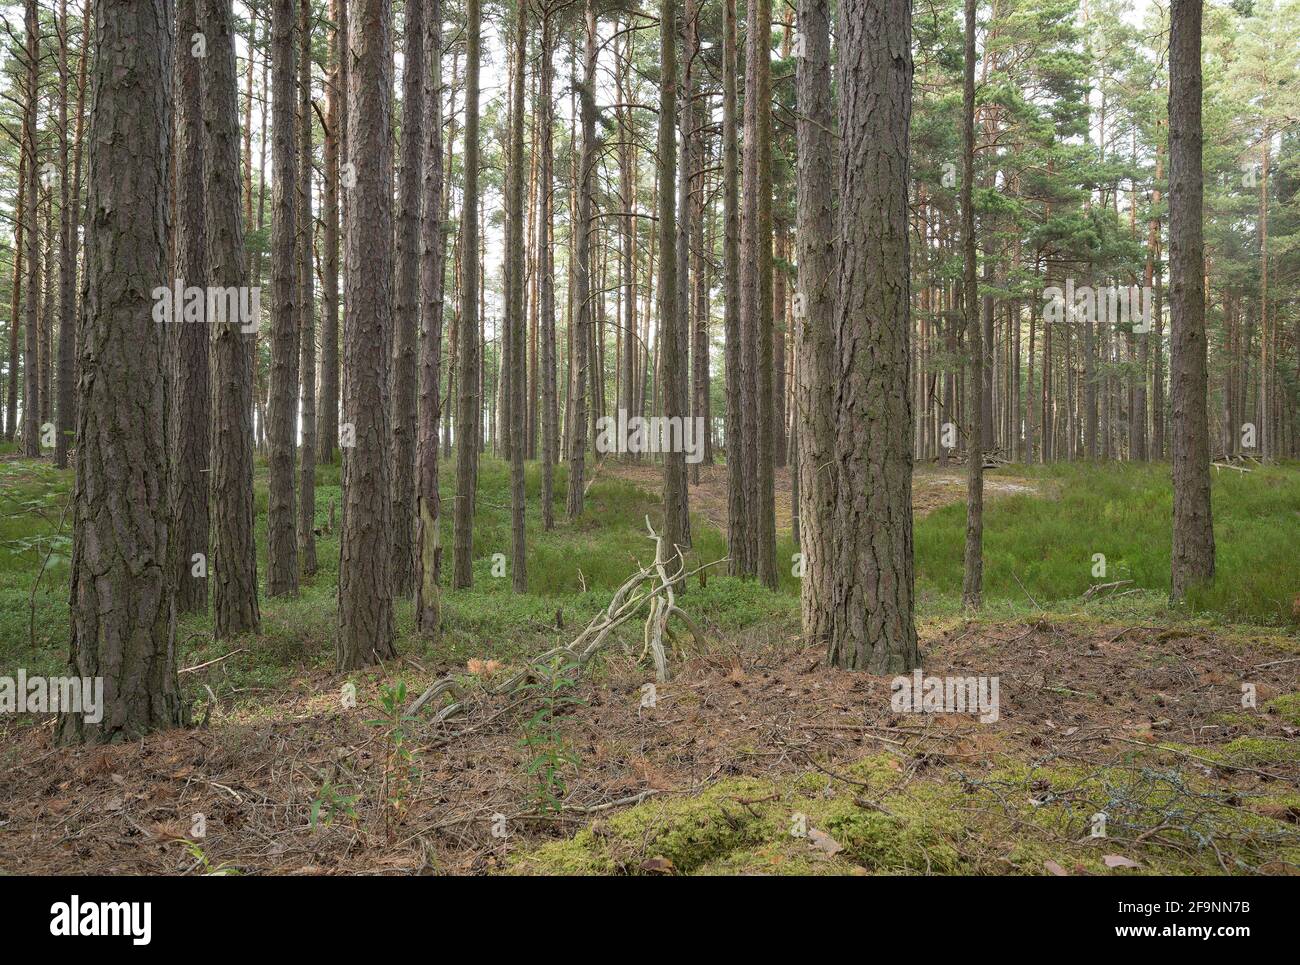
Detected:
left=267, top=0, right=300, bottom=595
left=205, top=0, right=262, bottom=640
left=1168, top=0, right=1214, bottom=599
left=337, top=0, right=397, bottom=667
left=60, top=0, right=187, bottom=743
left=827, top=0, right=919, bottom=673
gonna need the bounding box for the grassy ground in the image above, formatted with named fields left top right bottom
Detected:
left=1, top=449, right=1297, bottom=875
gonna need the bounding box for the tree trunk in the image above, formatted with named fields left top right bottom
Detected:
left=827, top=0, right=918, bottom=673
left=1168, top=0, right=1214, bottom=599
left=506, top=0, right=528, bottom=591
left=267, top=0, right=300, bottom=595
left=391, top=0, right=424, bottom=597
left=171, top=0, right=211, bottom=615
left=539, top=13, right=558, bottom=529
left=54, top=0, right=76, bottom=469
left=452, top=0, right=481, bottom=588
left=961, top=0, right=983, bottom=609
left=297, top=0, right=317, bottom=577
left=60, top=0, right=187, bottom=743
left=206, top=0, right=262, bottom=640
left=337, top=0, right=397, bottom=667
left=22, top=0, right=41, bottom=457
left=416, top=0, right=445, bottom=635
left=722, top=0, right=744, bottom=576
left=319, top=0, right=342, bottom=465
left=660, top=0, right=688, bottom=574
left=566, top=0, right=597, bottom=520
left=795, top=0, right=836, bottom=649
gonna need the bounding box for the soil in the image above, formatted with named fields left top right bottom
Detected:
left=3, top=619, right=1296, bottom=875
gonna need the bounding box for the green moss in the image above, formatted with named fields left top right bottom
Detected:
left=1265, top=693, right=1300, bottom=726
left=602, top=778, right=779, bottom=872
left=506, top=829, right=615, bottom=876
left=1212, top=736, right=1297, bottom=765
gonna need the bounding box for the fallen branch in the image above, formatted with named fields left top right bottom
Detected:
left=406, top=522, right=724, bottom=719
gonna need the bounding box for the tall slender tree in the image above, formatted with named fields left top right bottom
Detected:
left=338, top=0, right=397, bottom=667
left=298, top=0, right=318, bottom=577
left=566, top=0, right=596, bottom=520
left=538, top=2, right=558, bottom=531
left=54, top=0, right=76, bottom=470
left=794, top=0, right=836, bottom=648
left=722, top=0, right=744, bottom=575
left=961, top=0, right=983, bottom=609
left=1168, top=0, right=1214, bottom=599
left=416, top=0, right=445, bottom=634
left=267, top=0, right=300, bottom=595
left=172, top=0, right=212, bottom=615
left=206, top=0, right=262, bottom=640
left=452, top=0, right=481, bottom=588
left=660, top=0, right=687, bottom=570
left=392, top=0, right=425, bottom=597
left=506, top=0, right=528, bottom=591
left=21, top=0, right=40, bottom=458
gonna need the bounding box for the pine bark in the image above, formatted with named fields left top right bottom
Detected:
left=1168, top=0, right=1214, bottom=599
left=54, top=0, right=76, bottom=469
left=506, top=0, right=528, bottom=592
left=452, top=0, right=481, bottom=588
left=267, top=0, right=300, bottom=595
left=827, top=0, right=919, bottom=673
left=171, top=0, right=211, bottom=615
left=794, top=0, right=836, bottom=649
left=722, top=0, right=744, bottom=575
left=416, top=0, right=445, bottom=635
left=297, top=0, right=317, bottom=577
left=338, top=0, right=397, bottom=667
left=392, top=0, right=424, bottom=597
left=566, top=0, right=597, bottom=520
left=60, top=0, right=187, bottom=743
left=539, top=11, right=557, bottom=530
left=961, top=0, right=983, bottom=609
left=21, top=0, right=41, bottom=457
left=205, top=0, right=262, bottom=640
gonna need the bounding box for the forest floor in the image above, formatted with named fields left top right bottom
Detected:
left=1, top=449, right=1298, bottom=875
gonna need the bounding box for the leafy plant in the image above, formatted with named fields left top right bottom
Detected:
left=518, top=656, right=586, bottom=812
left=365, top=681, right=421, bottom=840
left=309, top=778, right=360, bottom=830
